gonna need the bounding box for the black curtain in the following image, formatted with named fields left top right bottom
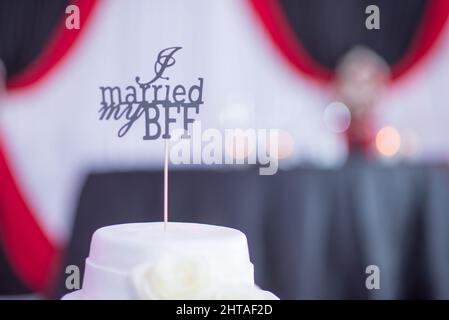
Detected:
left=279, top=0, right=427, bottom=68
left=0, top=0, right=426, bottom=79
left=0, top=0, right=67, bottom=78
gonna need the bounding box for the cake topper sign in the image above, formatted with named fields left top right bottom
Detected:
left=98, top=47, right=204, bottom=229
left=98, top=46, right=204, bottom=140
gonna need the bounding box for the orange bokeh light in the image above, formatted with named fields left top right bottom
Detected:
left=376, top=126, right=401, bottom=157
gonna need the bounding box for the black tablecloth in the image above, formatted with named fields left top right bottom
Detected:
left=50, top=161, right=449, bottom=299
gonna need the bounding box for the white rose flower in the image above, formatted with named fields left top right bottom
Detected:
left=132, top=253, right=218, bottom=299
left=132, top=253, right=279, bottom=300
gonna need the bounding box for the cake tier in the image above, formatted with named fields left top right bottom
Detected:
left=75, top=222, right=254, bottom=299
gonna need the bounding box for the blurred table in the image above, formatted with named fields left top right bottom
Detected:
left=49, top=161, right=449, bottom=299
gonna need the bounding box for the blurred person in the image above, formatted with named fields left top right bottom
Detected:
left=334, top=47, right=390, bottom=157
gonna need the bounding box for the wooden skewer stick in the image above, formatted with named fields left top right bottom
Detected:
left=164, top=138, right=169, bottom=231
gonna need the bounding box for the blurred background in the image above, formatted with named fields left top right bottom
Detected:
left=1, top=0, right=449, bottom=299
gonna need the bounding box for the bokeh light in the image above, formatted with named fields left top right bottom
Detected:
left=376, top=126, right=401, bottom=157
left=224, top=130, right=256, bottom=160
left=323, top=101, right=351, bottom=133
left=268, top=129, right=295, bottom=160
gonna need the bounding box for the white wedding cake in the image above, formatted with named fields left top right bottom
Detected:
left=62, top=222, right=278, bottom=299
